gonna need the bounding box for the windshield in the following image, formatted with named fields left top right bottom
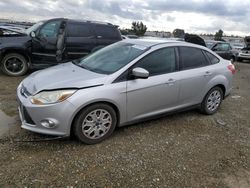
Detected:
left=205, top=42, right=215, bottom=49
left=25, top=21, right=44, bottom=34
left=75, top=42, right=148, bottom=74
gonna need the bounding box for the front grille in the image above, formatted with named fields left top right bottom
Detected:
left=22, top=106, right=35, bottom=125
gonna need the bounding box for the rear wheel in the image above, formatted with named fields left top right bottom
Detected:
left=73, top=103, right=117, bottom=144
left=1, top=53, right=28, bottom=76
left=201, top=87, right=223, bottom=115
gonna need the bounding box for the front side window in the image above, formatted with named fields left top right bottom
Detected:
left=135, top=48, right=176, bottom=76
left=25, top=21, right=44, bottom=35
left=213, top=43, right=230, bottom=51
left=179, top=47, right=208, bottom=70
left=75, top=42, right=148, bottom=74
left=39, top=20, right=61, bottom=38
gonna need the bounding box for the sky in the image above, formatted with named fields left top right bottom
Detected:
left=0, top=0, right=250, bottom=36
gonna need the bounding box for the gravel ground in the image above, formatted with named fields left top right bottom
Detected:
left=0, top=62, right=249, bottom=187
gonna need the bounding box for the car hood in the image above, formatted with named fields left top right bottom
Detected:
left=22, top=62, right=108, bottom=95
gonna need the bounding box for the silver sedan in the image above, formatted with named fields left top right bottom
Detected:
left=17, top=39, right=235, bottom=144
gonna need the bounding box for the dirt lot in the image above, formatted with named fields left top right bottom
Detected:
left=0, top=62, right=249, bottom=187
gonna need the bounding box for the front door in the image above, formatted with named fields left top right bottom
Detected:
left=126, top=47, right=180, bottom=121
left=31, top=19, right=63, bottom=65
left=212, top=43, right=231, bottom=60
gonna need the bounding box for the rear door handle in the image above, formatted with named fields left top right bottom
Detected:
left=97, top=36, right=103, bottom=39
left=166, top=78, right=175, bottom=85
left=204, top=71, right=212, bottom=77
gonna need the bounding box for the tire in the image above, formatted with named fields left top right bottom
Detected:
left=73, top=103, right=117, bottom=144
left=1, top=53, right=28, bottom=76
left=200, top=87, right=223, bottom=115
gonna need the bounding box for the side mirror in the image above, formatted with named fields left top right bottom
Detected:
left=30, top=31, right=36, bottom=38
left=132, top=67, right=149, bottom=79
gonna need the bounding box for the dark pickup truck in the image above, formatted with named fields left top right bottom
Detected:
left=0, top=18, right=122, bottom=76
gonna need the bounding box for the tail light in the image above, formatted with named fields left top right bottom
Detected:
left=227, top=64, right=236, bottom=74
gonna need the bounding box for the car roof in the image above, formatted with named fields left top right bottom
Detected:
left=123, top=38, right=208, bottom=50
left=40, top=18, right=115, bottom=26
left=67, top=19, right=114, bottom=26
left=123, top=38, right=185, bottom=48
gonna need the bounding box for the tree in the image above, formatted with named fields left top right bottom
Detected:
left=214, top=29, right=223, bottom=41
left=173, top=29, right=185, bottom=38
left=131, top=21, right=147, bottom=36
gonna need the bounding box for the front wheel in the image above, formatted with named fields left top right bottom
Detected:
left=73, top=103, right=117, bottom=144
left=1, top=53, right=28, bottom=76
left=201, top=87, right=223, bottom=115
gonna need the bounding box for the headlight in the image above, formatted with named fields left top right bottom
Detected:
left=30, top=90, right=76, bottom=105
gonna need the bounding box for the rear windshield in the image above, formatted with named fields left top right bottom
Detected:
left=74, top=42, right=148, bottom=74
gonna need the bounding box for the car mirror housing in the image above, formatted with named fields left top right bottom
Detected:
left=30, top=31, right=36, bottom=38
left=132, top=67, right=149, bottom=79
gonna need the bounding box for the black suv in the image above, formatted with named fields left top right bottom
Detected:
left=0, top=18, right=122, bottom=76
left=205, top=40, right=237, bottom=62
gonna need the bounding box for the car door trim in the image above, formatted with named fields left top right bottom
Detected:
left=32, top=52, right=56, bottom=57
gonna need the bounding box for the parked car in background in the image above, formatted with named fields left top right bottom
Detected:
left=237, top=36, right=250, bottom=62
left=237, top=46, right=250, bottom=62
left=231, top=43, right=244, bottom=51
left=17, top=39, right=235, bottom=144
left=121, top=35, right=128, bottom=39
left=205, top=40, right=238, bottom=62
left=0, top=18, right=122, bottom=76
left=126, top=35, right=139, bottom=39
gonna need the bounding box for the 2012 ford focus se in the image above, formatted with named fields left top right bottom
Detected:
left=17, top=39, right=235, bottom=144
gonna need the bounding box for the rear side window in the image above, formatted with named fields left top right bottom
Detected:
left=135, top=47, right=176, bottom=76
left=67, top=23, right=92, bottom=37
left=204, top=51, right=220, bottom=64
left=95, top=25, right=119, bottom=39
left=179, top=47, right=208, bottom=70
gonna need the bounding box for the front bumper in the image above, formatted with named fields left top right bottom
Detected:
left=17, top=85, right=77, bottom=136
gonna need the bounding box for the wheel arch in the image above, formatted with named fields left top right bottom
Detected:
left=213, top=84, right=226, bottom=98
left=0, top=48, right=31, bottom=65
left=70, top=100, right=121, bottom=135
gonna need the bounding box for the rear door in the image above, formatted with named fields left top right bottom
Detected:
left=126, top=47, right=180, bottom=121
left=65, top=21, right=96, bottom=60
left=94, top=24, right=121, bottom=47
left=31, top=19, right=63, bottom=65
left=177, top=46, right=214, bottom=106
